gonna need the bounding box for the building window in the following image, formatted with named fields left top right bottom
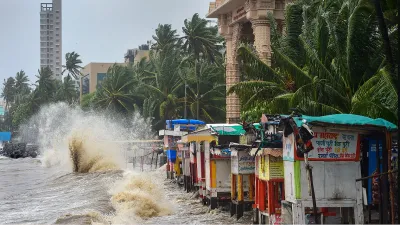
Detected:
left=56, top=10, right=59, bottom=13
left=96, top=73, right=107, bottom=89
left=56, top=62, right=60, bottom=65
left=81, top=76, right=90, bottom=95
left=56, top=33, right=59, bottom=36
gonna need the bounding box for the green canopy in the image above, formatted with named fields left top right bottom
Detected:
left=209, top=124, right=246, bottom=136
left=288, top=114, right=397, bottom=131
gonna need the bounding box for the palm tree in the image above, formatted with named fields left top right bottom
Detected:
left=1, top=77, right=15, bottom=110
left=14, top=70, right=30, bottom=105
left=181, top=13, right=222, bottom=119
left=373, top=0, right=394, bottom=70
left=55, top=75, right=78, bottom=104
left=92, top=64, right=141, bottom=114
left=183, top=57, right=226, bottom=122
left=62, top=52, right=83, bottom=80
left=229, top=0, right=396, bottom=123
left=151, top=24, right=181, bottom=52
left=140, top=50, right=183, bottom=127
left=36, top=67, right=56, bottom=104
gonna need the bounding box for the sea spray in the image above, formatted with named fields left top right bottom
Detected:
left=16, top=102, right=173, bottom=223
left=109, top=170, right=173, bottom=223
left=18, top=102, right=154, bottom=172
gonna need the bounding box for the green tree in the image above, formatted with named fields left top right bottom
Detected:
left=55, top=75, right=78, bottom=104
left=35, top=67, right=56, bottom=104
left=229, top=0, right=397, bottom=123
left=140, top=50, right=183, bottom=127
left=62, top=51, right=83, bottom=80
left=14, top=70, right=30, bottom=105
left=2, top=77, right=16, bottom=110
left=151, top=24, right=181, bottom=52
left=92, top=64, right=142, bottom=114
left=183, top=57, right=226, bottom=122
left=181, top=13, right=222, bottom=119
left=80, top=92, right=96, bottom=110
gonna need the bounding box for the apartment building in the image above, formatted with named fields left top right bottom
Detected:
left=40, top=0, right=62, bottom=80
left=80, top=63, right=127, bottom=97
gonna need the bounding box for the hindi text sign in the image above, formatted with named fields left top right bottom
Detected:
left=231, top=151, right=255, bottom=174
left=303, top=128, right=360, bottom=161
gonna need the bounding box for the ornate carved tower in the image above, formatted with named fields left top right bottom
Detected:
left=207, top=0, right=289, bottom=123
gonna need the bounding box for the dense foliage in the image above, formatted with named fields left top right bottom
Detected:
left=85, top=13, right=226, bottom=130
left=1, top=13, right=226, bottom=132
left=2, top=3, right=398, bottom=132
left=229, top=0, right=398, bottom=124
left=1, top=66, right=79, bottom=132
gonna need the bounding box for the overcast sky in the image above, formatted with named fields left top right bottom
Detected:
left=0, top=0, right=213, bottom=84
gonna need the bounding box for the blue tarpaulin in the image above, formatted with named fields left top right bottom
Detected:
left=166, top=119, right=206, bottom=130
left=0, top=132, right=11, bottom=141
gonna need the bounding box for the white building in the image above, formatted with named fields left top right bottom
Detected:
left=40, top=0, right=62, bottom=80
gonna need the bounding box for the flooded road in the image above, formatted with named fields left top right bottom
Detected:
left=0, top=156, right=251, bottom=224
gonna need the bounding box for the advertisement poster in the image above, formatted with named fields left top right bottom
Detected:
left=259, top=155, right=284, bottom=180
left=304, top=128, right=360, bottom=161
left=231, top=151, right=255, bottom=174
left=283, top=134, right=295, bottom=162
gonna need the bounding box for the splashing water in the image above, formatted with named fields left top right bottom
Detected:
left=13, top=102, right=174, bottom=223
left=109, top=171, right=173, bottom=224
left=19, top=102, right=154, bottom=172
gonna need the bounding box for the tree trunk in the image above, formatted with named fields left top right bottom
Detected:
left=374, top=0, right=394, bottom=70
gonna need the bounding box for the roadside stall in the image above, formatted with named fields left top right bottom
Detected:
left=281, top=114, right=397, bottom=224
left=180, top=128, right=216, bottom=198
left=181, top=124, right=245, bottom=206
left=159, top=119, right=205, bottom=179
left=229, top=142, right=255, bottom=220
left=205, top=124, right=247, bottom=209
left=247, top=116, right=284, bottom=224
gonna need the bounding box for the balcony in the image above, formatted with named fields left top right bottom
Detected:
left=207, top=0, right=245, bottom=18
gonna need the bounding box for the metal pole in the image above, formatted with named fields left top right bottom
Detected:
left=155, top=153, right=159, bottom=169
left=382, top=134, right=389, bottom=224
left=151, top=151, right=154, bottom=170
left=397, top=0, right=400, bottom=221
left=305, top=153, right=319, bottom=224
left=376, top=137, right=382, bottom=224
left=184, top=81, right=187, bottom=118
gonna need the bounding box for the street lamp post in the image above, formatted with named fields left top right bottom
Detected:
left=184, top=81, right=187, bottom=119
